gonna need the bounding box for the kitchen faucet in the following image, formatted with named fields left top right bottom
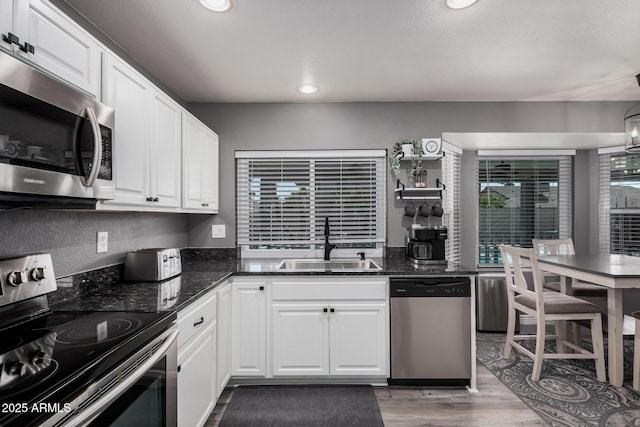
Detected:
left=323, top=217, right=336, bottom=261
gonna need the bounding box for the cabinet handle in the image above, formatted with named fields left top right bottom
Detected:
left=177, top=365, right=181, bottom=373
left=146, top=197, right=154, bottom=202
left=153, top=197, right=159, bottom=202
left=259, top=286, right=264, bottom=291
left=193, top=316, right=204, bottom=327
left=2, top=32, right=19, bottom=45
left=330, top=308, right=335, bottom=313
left=19, top=42, right=35, bottom=54
left=323, top=308, right=328, bottom=313
left=202, top=203, right=209, bottom=207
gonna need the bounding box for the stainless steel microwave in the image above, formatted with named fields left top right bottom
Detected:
left=0, top=51, right=114, bottom=207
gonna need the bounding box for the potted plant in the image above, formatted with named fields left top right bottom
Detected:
left=391, top=138, right=424, bottom=177
left=390, top=142, right=403, bottom=176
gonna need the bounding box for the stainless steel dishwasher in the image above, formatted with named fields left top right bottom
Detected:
left=389, top=277, right=472, bottom=387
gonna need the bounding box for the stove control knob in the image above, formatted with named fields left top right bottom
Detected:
left=30, top=267, right=46, bottom=282
left=6, top=361, right=25, bottom=376
left=6, top=271, right=27, bottom=287
left=30, top=350, right=46, bottom=365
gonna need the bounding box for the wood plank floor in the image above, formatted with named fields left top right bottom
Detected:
left=204, top=362, right=546, bottom=426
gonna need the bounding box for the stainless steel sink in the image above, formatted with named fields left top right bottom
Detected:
left=275, top=258, right=382, bottom=272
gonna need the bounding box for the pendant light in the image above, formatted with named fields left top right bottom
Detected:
left=625, top=74, right=640, bottom=153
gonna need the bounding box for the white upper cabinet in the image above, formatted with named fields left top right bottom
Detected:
left=102, top=53, right=151, bottom=207
left=0, top=0, right=101, bottom=97
left=182, top=113, right=219, bottom=213
left=150, top=91, right=182, bottom=209
left=101, top=53, right=182, bottom=211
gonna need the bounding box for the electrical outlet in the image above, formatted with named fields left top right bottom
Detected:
left=97, top=231, right=108, bottom=253
left=211, top=224, right=226, bottom=239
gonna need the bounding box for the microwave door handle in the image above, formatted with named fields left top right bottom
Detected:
left=62, top=328, right=179, bottom=427
left=82, top=106, right=103, bottom=187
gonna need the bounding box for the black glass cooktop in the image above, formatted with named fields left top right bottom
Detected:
left=0, top=310, right=175, bottom=426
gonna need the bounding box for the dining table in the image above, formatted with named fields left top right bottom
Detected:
left=537, top=254, right=640, bottom=387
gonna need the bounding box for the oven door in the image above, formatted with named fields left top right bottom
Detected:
left=45, top=326, right=178, bottom=427
left=0, top=51, right=114, bottom=201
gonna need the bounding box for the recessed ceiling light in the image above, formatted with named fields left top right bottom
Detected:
left=199, top=0, right=232, bottom=12
left=297, top=84, right=319, bottom=94
left=445, top=0, right=478, bottom=10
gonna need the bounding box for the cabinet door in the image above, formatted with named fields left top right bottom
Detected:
left=216, top=282, right=232, bottom=398
left=182, top=113, right=205, bottom=209
left=150, top=90, right=181, bottom=208
left=329, top=303, right=388, bottom=376
left=15, top=0, right=101, bottom=97
left=0, top=0, right=13, bottom=55
left=178, top=321, right=217, bottom=427
left=272, top=303, right=329, bottom=376
left=202, top=129, right=219, bottom=212
left=103, top=53, right=151, bottom=207
left=232, top=282, right=267, bottom=376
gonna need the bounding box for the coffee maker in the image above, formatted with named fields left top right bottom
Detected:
left=406, top=226, right=448, bottom=264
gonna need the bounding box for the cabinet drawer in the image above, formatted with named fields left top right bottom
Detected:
left=177, top=291, right=217, bottom=348
left=272, top=279, right=387, bottom=301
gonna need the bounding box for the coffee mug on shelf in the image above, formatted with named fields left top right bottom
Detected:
left=431, top=202, right=443, bottom=217
left=418, top=203, right=430, bottom=217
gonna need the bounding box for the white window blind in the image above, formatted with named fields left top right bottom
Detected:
left=442, top=145, right=462, bottom=264
left=477, top=157, right=572, bottom=265
left=607, top=153, right=640, bottom=256
left=598, top=152, right=611, bottom=254
left=236, top=151, right=387, bottom=257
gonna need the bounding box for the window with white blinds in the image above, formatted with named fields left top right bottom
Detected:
left=477, top=157, right=573, bottom=265
left=602, top=152, right=640, bottom=256
left=442, top=144, right=462, bottom=264
left=236, top=150, right=387, bottom=257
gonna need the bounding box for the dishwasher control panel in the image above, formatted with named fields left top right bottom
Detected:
left=390, top=277, right=471, bottom=297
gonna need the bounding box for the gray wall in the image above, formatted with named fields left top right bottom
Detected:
left=186, top=101, right=631, bottom=267
left=0, top=211, right=187, bottom=277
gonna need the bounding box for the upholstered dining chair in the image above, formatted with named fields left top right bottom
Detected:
left=500, top=244, right=606, bottom=382
left=532, top=238, right=607, bottom=298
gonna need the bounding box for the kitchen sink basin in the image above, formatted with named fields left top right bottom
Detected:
left=275, top=258, right=382, bottom=272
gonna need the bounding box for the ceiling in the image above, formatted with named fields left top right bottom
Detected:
left=63, top=0, right=640, bottom=104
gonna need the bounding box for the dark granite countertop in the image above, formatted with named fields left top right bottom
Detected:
left=50, top=255, right=476, bottom=314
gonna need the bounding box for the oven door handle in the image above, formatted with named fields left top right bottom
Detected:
left=82, top=106, right=103, bottom=187
left=65, top=328, right=179, bottom=427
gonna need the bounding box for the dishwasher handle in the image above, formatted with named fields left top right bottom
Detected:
left=390, top=278, right=471, bottom=297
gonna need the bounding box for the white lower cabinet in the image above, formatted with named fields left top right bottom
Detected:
left=177, top=282, right=232, bottom=427
left=178, top=321, right=216, bottom=427
left=230, top=276, right=389, bottom=381
left=272, top=301, right=388, bottom=377
left=231, top=279, right=267, bottom=376
left=328, top=303, right=388, bottom=376
left=216, top=282, right=232, bottom=398
left=272, top=303, right=330, bottom=376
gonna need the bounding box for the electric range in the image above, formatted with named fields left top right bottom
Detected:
left=0, top=254, right=177, bottom=427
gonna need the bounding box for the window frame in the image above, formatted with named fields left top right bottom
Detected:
left=475, top=152, right=574, bottom=267
left=599, top=147, right=640, bottom=256
left=235, top=150, right=387, bottom=259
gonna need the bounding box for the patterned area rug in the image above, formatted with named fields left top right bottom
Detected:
left=477, top=333, right=640, bottom=426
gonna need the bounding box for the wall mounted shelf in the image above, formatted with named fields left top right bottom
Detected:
left=397, top=151, right=445, bottom=162
left=395, top=179, right=445, bottom=200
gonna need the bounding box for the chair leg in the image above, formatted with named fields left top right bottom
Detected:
left=590, top=316, right=606, bottom=382
left=634, top=318, right=640, bottom=390
left=532, top=315, right=546, bottom=381
left=573, top=322, right=583, bottom=348
left=503, top=306, right=517, bottom=359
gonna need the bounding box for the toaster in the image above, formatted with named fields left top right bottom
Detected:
left=124, top=248, right=182, bottom=281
